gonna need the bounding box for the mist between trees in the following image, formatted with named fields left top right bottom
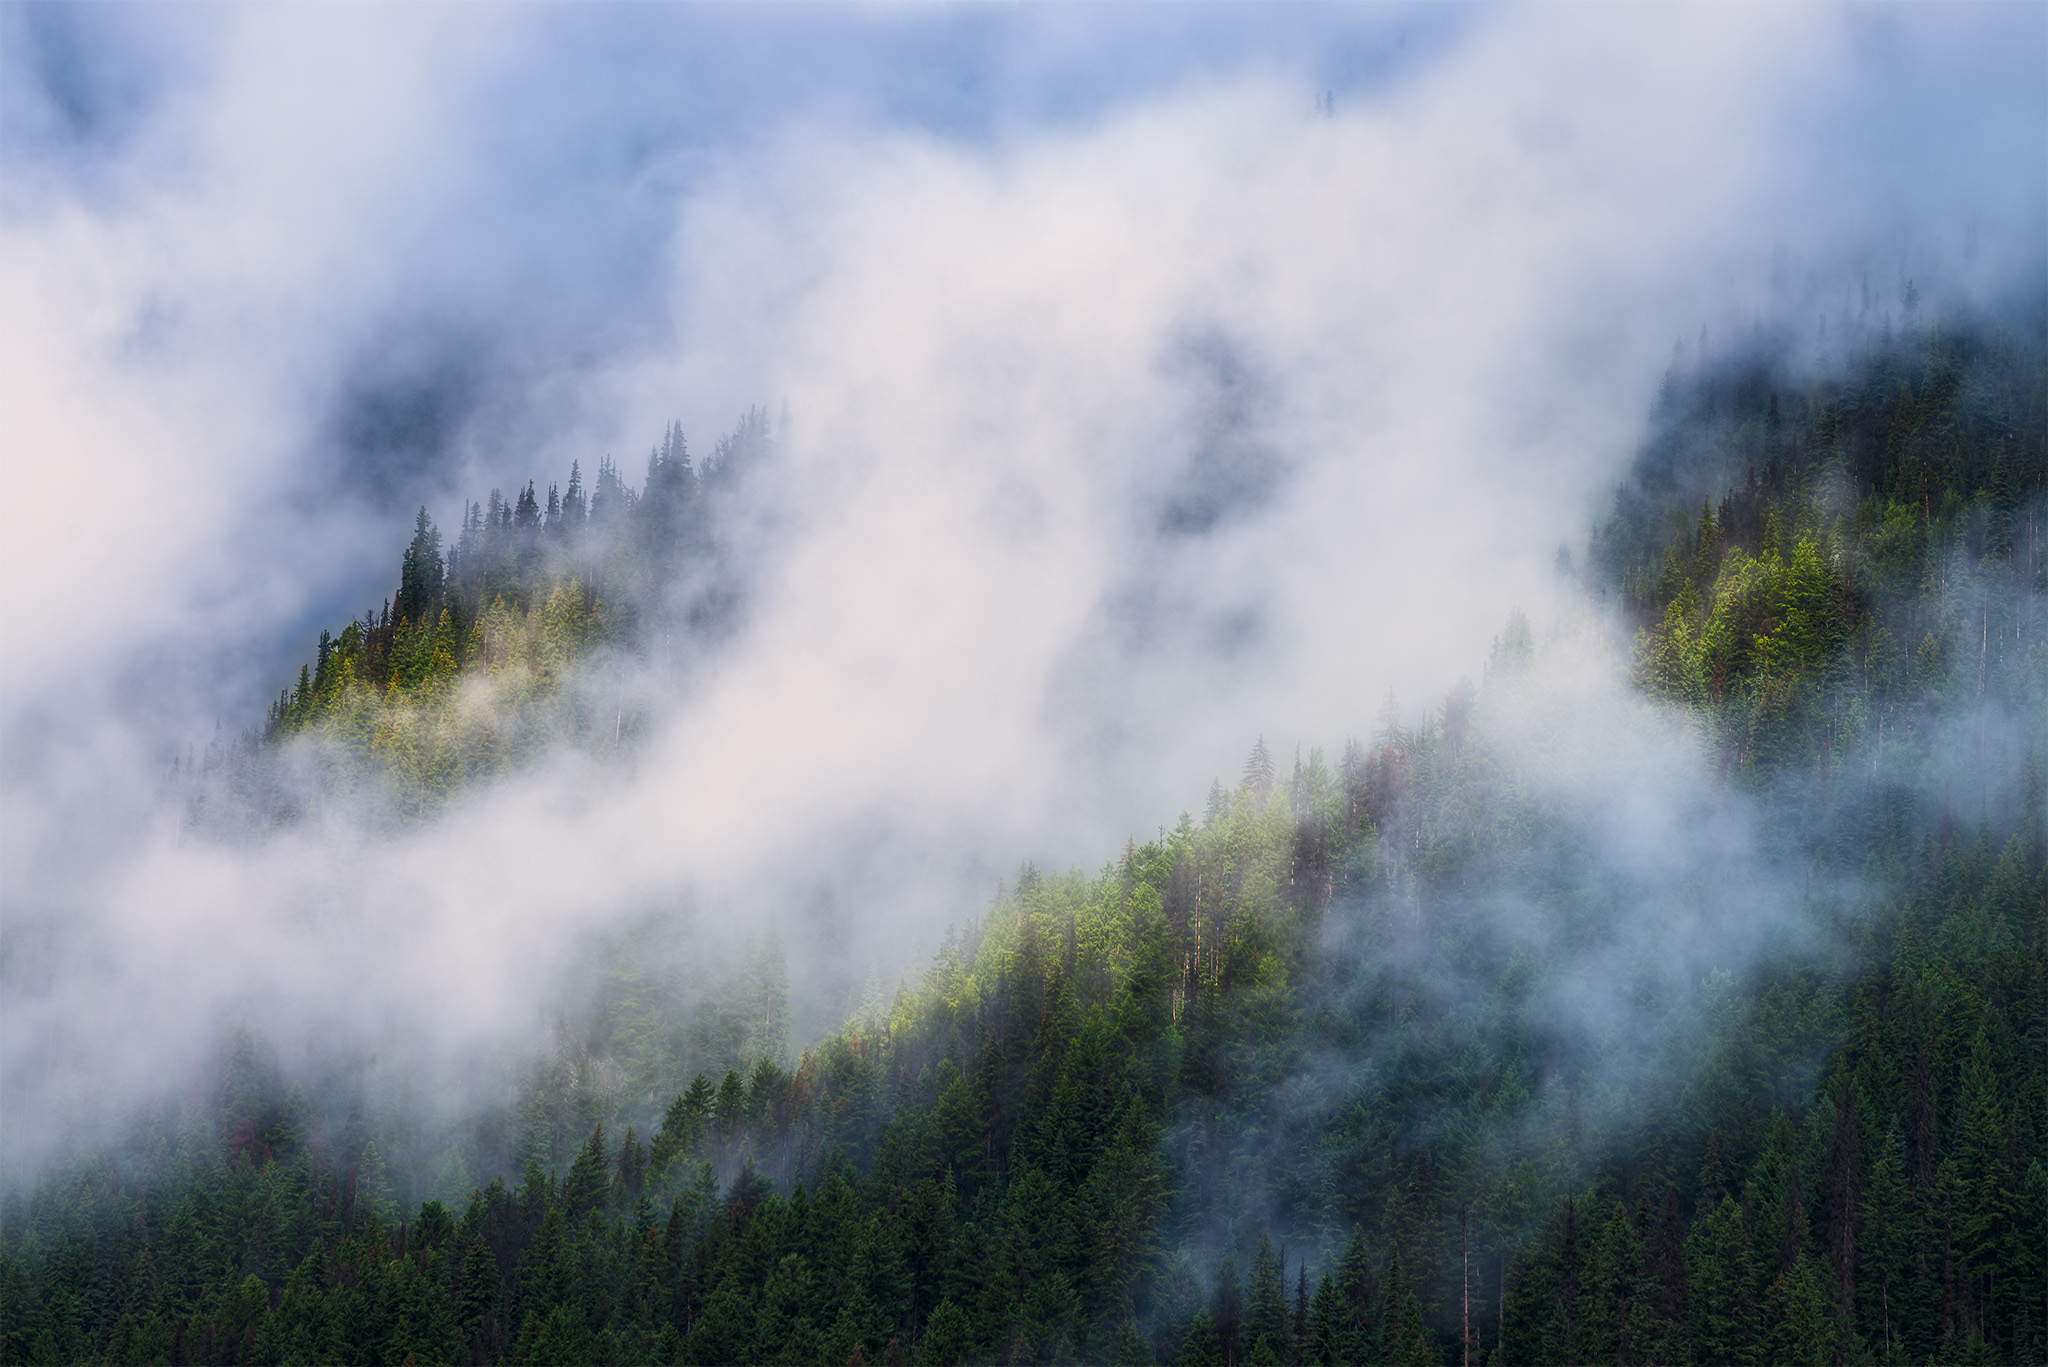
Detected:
left=180, top=406, right=782, bottom=833
left=1, top=302, right=2043, bottom=1366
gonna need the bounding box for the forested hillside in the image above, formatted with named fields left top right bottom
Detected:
left=185, top=408, right=778, bottom=829
left=2, top=311, right=2042, bottom=1367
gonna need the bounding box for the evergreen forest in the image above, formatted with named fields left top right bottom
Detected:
left=3, top=304, right=2044, bottom=1367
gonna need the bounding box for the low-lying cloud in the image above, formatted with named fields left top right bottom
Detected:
left=2, top=3, right=2042, bottom=1180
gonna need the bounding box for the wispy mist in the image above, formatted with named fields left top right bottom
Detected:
left=2, top=3, right=2042, bottom=1181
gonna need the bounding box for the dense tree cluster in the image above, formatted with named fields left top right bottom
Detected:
left=187, top=410, right=776, bottom=826
left=3, top=313, right=2041, bottom=1365
left=1611, top=313, right=2042, bottom=779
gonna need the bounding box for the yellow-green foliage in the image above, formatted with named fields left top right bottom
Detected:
left=1634, top=497, right=1870, bottom=774
left=270, top=575, right=604, bottom=803
left=1640, top=528, right=1849, bottom=705
left=879, top=771, right=1334, bottom=1073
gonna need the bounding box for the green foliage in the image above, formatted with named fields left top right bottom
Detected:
left=7, top=316, right=2042, bottom=1365
left=1617, top=319, right=2045, bottom=784
left=193, top=410, right=778, bottom=827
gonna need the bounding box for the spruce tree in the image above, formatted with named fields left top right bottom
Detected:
left=1245, top=1234, right=1287, bottom=1353
left=561, top=1124, right=610, bottom=1220
left=1335, top=1225, right=1376, bottom=1362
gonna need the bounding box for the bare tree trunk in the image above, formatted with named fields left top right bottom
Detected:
left=1462, top=1205, right=1471, bottom=1367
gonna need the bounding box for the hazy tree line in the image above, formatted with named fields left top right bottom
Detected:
left=1612, top=303, right=2042, bottom=785
left=2, top=310, right=2043, bottom=1365
left=180, top=407, right=778, bottom=829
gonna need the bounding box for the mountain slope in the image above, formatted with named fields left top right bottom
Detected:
left=2, top=312, right=2042, bottom=1367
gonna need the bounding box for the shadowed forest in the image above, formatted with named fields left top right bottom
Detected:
left=2, top=306, right=2043, bottom=1366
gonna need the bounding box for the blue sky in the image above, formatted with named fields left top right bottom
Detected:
left=9, top=4, right=1464, bottom=155
left=4, top=3, right=1467, bottom=331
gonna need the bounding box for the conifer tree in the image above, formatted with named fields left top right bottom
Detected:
left=1243, top=738, right=1276, bottom=805
left=1307, top=1272, right=1343, bottom=1365
left=395, top=506, right=443, bottom=626
left=1649, top=1188, right=1692, bottom=1365
left=1335, top=1224, right=1377, bottom=1361
left=1688, top=1195, right=1757, bottom=1367
left=561, top=1124, right=610, bottom=1220
left=1245, top=1234, right=1287, bottom=1353
left=1212, top=1255, right=1243, bottom=1367
left=355, top=1140, right=396, bottom=1229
